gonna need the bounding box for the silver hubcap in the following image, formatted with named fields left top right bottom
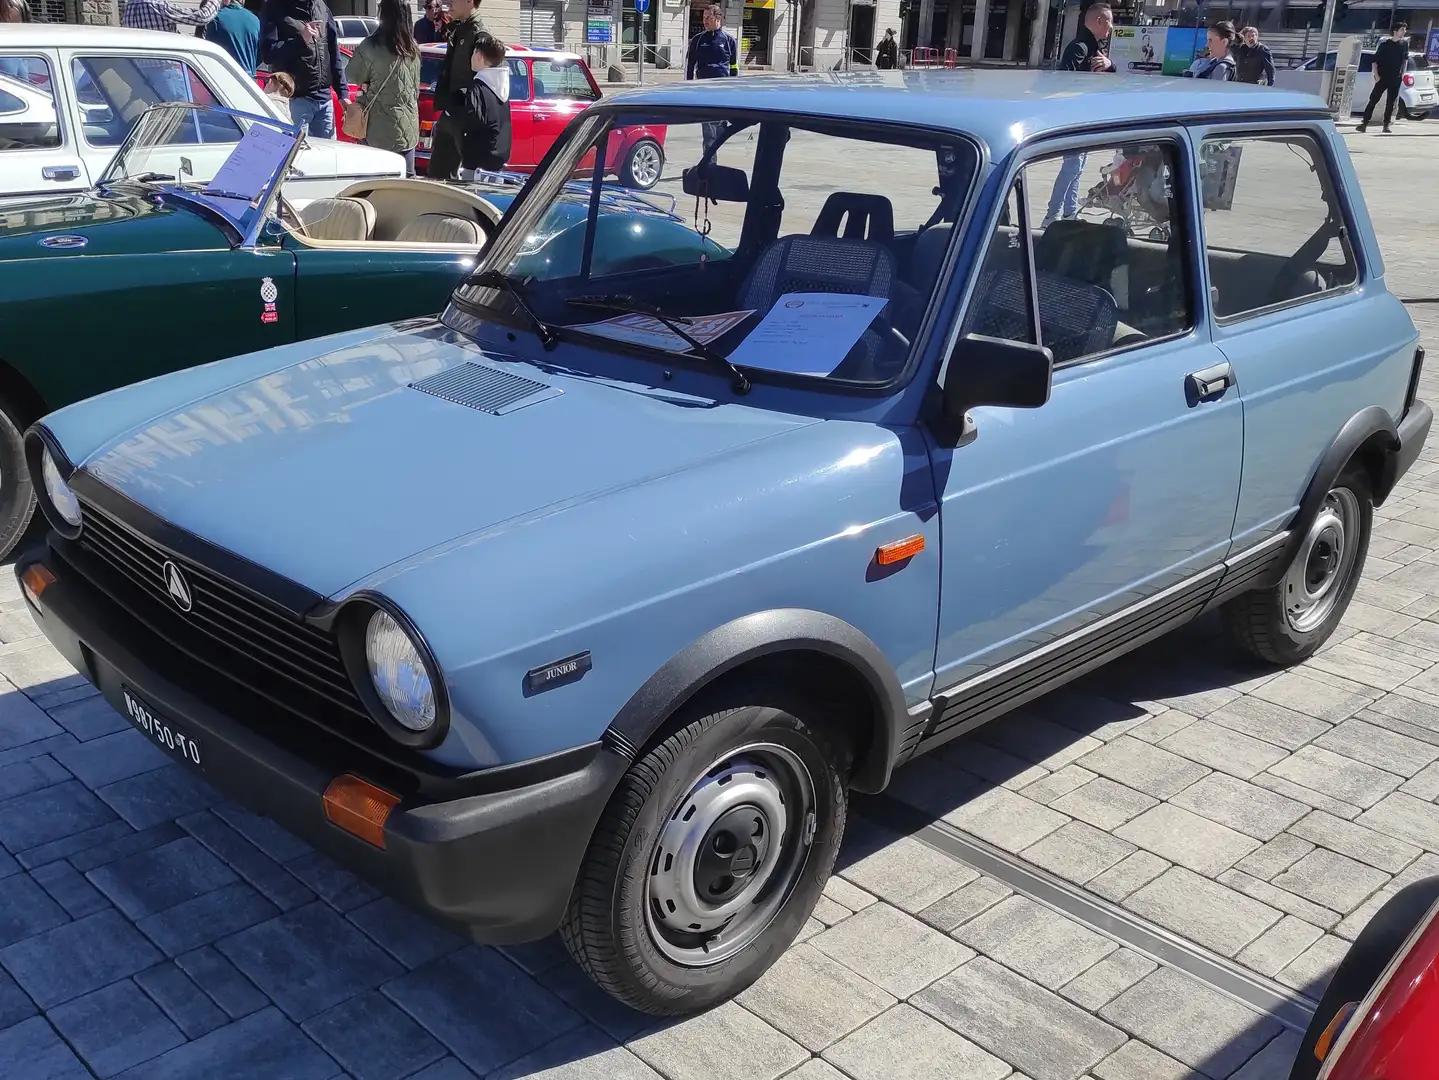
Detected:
left=628, top=143, right=661, bottom=188
left=645, top=743, right=816, bottom=967
left=1285, top=486, right=1362, bottom=634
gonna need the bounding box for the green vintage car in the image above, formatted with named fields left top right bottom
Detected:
left=0, top=100, right=724, bottom=558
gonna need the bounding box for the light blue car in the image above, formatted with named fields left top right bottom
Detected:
left=17, top=70, right=1431, bottom=1016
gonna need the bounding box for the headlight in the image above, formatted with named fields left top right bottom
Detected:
left=365, top=609, right=435, bottom=732
left=41, top=449, right=81, bottom=529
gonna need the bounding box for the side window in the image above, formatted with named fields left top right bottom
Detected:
left=1199, top=133, right=1358, bottom=320
left=508, top=59, right=531, bottom=102
left=71, top=56, right=235, bottom=149
left=1359, top=53, right=1375, bottom=73
left=965, top=141, right=1193, bottom=366
left=0, top=57, right=62, bottom=151
left=532, top=60, right=598, bottom=102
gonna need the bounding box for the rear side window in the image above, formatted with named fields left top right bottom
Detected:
left=1198, top=133, right=1358, bottom=321
left=963, top=140, right=1193, bottom=367
left=0, top=57, right=62, bottom=151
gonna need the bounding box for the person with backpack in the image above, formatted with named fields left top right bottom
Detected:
left=1184, top=22, right=1237, bottom=80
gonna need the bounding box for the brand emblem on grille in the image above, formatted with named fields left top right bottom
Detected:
left=162, top=561, right=193, bottom=613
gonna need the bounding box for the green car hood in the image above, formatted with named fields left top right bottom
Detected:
left=0, top=188, right=227, bottom=261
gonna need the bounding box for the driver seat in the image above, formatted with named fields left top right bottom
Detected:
left=299, top=197, right=376, bottom=241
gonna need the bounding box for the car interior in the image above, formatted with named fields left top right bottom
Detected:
left=282, top=179, right=500, bottom=250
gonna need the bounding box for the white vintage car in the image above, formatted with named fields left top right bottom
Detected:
left=0, top=24, right=404, bottom=203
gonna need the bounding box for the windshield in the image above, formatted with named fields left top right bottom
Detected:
left=97, top=102, right=301, bottom=238
left=455, top=111, right=976, bottom=388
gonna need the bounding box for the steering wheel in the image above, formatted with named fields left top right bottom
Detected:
left=277, top=193, right=308, bottom=238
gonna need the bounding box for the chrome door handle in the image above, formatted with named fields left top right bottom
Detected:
left=1185, top=361, right=1235, bottom=404
left=42, top=165, right=80, bottom=181
left=534, top=113, right=550, bottom=121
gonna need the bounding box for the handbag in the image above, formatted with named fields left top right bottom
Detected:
left=341, top=55, right=401, bottom=141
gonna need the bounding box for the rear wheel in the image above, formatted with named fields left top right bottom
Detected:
left=0, top=396, right=36, bottom=562
left=1399, top=101, right=1411, bottom=120
left=619, top=139, right=665, bottom=190
left=560, top=687, right=851, bottom=1015
left=1223, top=464, right=1371, bottom=665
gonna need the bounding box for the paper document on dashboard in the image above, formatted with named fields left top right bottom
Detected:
left=728, top=293, right=889, bottom=376
left=573, top=310, right=754, bottom=352
left=204, top=123, right=295, bottom=204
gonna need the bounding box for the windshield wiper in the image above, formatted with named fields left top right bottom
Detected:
left=565, top=294, right=752, bottom=395
left=470, top=269, right=558, bottom=349
left=131, top=171, right=175, bottom=183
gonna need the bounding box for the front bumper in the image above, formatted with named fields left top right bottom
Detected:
left=17, top=543, right=627, bottom=945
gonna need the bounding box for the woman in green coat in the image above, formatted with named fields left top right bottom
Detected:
left=346, top=0, right=422, bottom=175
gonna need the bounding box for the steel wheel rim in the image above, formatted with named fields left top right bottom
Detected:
left=629, top=142, right=661, bottom=187
left=1285, top=486, right=1361, bottom=634
left=644, top=742, right=817, bottom=967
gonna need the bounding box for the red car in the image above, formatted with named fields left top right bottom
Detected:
left=1292, top=876, right=1439, bottom=1079
left=259, top=46, right=667, bottom=190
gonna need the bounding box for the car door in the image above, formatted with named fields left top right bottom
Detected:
left=1195, top=124, right=1398, bottom=553
left=504, top=58, right=536, bottom=167
left=925, top=133, right=1243, bottom=742
left=0, top=51, right=91, bottom=197
left=285, top=241, right=477, bottom=340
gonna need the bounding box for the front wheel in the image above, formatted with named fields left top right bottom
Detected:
left=1222, top=464, right=1371, bottom=665
left=618, top=138, right=665, bottom=190
left=560, top=689, right=851, bottom=1015
left=0, top=395, right=36, bottom=562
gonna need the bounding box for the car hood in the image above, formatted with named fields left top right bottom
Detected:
left=64, top=321, right=820, bottom=598
left=0, top=187, right=225, bottom=261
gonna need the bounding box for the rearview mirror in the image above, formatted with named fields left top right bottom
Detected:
left=934, top=333, right=1053, bottom=447
left=682, top=164, right=749, bottom=203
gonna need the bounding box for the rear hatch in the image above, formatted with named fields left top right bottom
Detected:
left=1409, top=55, right=1437, bottom=104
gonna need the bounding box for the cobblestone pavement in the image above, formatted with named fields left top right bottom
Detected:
left=1, top=121, right=1437, bottom=1080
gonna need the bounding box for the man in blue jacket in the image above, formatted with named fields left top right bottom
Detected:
left=686, top=4, right=738, bottom=158
left=207, top=0, right=261, bottom=76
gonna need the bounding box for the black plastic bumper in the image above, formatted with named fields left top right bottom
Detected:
left=17, top=546, right=628, bottom=945
left=1395, top=399, right=1433, bottom=488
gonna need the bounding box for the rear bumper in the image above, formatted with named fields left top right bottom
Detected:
left=1395, top=399, right=1433, bottom=487
left=17, top=544, right=627, bottom=945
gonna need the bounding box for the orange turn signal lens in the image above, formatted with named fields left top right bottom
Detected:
left=21, top=564, right=55, bottom=606
left=323, top=774, right=399, bottom=849
left=876, top=534, right=925, bottom=566
left=1315, top=1000, right=1359, bottom=1062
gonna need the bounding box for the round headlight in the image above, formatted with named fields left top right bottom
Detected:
left=41, top=449, right=81, bottom=529
left=364, top=609, right=436, bottom=732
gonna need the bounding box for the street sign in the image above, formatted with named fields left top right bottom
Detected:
left=635, top=0, right=649, bottom=11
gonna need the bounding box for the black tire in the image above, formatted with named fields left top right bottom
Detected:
left=0, top=396, right=36, bottom=563
left=1289, top=877, right=1439, bottom=1080
left=1222, top=463, right=1371, bottom=666
left=559, top=685, right=852, bottom=1016
left=618, top=138, right=665, bottom=191
left=1397, top=101, right=1410, bottom=121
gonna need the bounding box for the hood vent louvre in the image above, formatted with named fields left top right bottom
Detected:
left=409, top=362, right=560, bottom=415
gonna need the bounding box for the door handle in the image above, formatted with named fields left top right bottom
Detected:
left=1185, top=361, right=1235, bottom=404
left=533, top=113, right=550, bottom=121
left=42, top=165, right=80, bottom=182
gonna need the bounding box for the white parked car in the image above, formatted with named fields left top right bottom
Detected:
left=336, top=16, right=379, bottom=49
left=0, top=25, right=404, bottom=204
left=1302, top=49, right=1436, bottom=121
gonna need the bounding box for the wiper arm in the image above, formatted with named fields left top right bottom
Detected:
left=566, top=294, right=751, bottom=395
left=132, top=171, right=176, bottom=183
left=470, top=269, right=558, bottom=350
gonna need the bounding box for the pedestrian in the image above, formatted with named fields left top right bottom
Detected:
left=1233, top=26, right=1274, bottom=85
left=206, top=0, right=262, bottom=76
left=686, top=4, right=739, bottom=159
left=1358, top=23, right=1409, bottom=133
left=425, top=0, right=486, bottom=181
left=258, top=0, right=350, bottom=139
left=344, top=0, right=422, bottom=175
left=0, top=0, right=32, bottom=82
left=1184, top=22, right=1236, bottom=80
left=264, top=69, right=297, bottom=122
left=121, top=0, right=220, bottom=34
left=458, top=31, right=512, bottom=181
left=414, top=0, right=450, bottom=44
left=876, top=27, right=899, bottom=70
left=1042, top=1, right=1114, bottom=228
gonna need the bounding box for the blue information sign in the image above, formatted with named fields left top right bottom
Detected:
left=635, top=0, right=649, bottom=12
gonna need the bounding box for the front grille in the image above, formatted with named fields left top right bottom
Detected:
left=78, top=505, right=368, bottom=722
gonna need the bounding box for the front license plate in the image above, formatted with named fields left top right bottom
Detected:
left=122, top=687, right=202, bottom=769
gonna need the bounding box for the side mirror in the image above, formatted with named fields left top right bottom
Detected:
left=682, top=163, right=749, bottom=203
left=934, top=333, right=1053, bottom=447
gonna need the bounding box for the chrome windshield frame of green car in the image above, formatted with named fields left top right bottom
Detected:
left=95, top=101, right=305, bottom=250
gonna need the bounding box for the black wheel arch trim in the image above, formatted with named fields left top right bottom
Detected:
left=604, top=609, right=909, bottom=794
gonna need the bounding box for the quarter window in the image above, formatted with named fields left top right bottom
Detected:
left=1198, top=133, right=1358, bottom=320
left=0, top=57, right=62, bottom=151
left=964, top=140, right=1193, bottom=366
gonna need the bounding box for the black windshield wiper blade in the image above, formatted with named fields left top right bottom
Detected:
left=132, top=171, right=176, bottom=183
left=565, top=294, right=751, bottom=395
left=471, top=269, right=558, bottom=349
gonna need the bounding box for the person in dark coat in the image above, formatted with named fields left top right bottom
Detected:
left=259, top=0, right=349, bottom=137
left=426, top=0, right=485, bottom=179
left=458, top=31, right=512, bottom=178
left=1358, top=23, right=1410, bottom=133
left=876, top=28, right=898, bottom=69
left=414, top=0, right=450, bottom=44
left=1042, top=2, right=1115, bottom=226
left=1233, top=26, right=1275, bottom=85
left=686, top=5, right=739, bottom=160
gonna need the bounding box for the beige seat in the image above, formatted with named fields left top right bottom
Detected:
left=299, top=197, right=376, bottom=241
left=394, top=213, right=483, bottom=246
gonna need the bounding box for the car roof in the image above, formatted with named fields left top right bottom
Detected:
left=0, top=23, right=240, bottom=57
left=417, top=42, right=585, bottom=62
left=604, top=70, right=1331, bottom=155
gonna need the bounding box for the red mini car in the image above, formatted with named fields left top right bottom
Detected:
left=259, top=46, right=666, bottom=189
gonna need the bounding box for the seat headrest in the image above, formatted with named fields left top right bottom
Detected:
left=395, top=213, right=484, bottom=246
left=812, top=193, right=895, bottom=245
left=299, top=196, right=376, bottom=242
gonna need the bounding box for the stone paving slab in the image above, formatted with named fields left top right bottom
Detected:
left=0, top=124, right=1436, bottom=1080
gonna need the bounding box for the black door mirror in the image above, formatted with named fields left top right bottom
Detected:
left=933, top=333, right=1053, bottom=447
